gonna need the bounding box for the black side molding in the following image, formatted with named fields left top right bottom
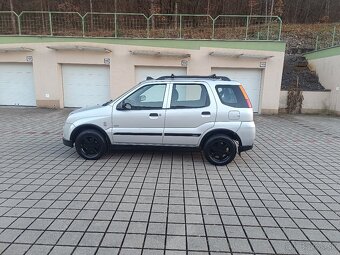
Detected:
left=114, top=132, right=162, bottom=136
left=164, top=133, right=201, bottom=137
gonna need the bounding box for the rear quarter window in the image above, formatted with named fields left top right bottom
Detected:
left=215, top=85, right=249, bottom=108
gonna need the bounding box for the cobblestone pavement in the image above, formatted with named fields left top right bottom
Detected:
left=0, top=107, right=340, bottom=255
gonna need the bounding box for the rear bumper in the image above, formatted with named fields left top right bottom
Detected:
left=239, top=145, right=253, bottom=153
left=237, top=121, right=256, bottom=147
left=63, top=138, right=73, bottom=147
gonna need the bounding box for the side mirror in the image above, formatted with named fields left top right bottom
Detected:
left=123, top=102, right=132, bottom=110
left=139, top=95, right=146, bottom=102
left=117, top=101, right=132, bottom=110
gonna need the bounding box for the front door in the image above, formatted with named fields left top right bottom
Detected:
left=112, top=83, right=168, bottom=145
left=163, top=83, right=216, bottom=146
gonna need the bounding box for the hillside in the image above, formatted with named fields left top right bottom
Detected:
left=282, top=23, right=339, bottom=53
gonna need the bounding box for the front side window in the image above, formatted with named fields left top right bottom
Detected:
left=120, top=84, right=166, bottom=110
left=170, top=84, right=210, bottom=109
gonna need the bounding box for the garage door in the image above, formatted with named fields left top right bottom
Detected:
left=62, top=65, right=110, bottom=108
left=212, top=68, right=262, bottom=112
left=0, top=63, right=36, bottom=106
left=135, top=66, right=187, bottom=83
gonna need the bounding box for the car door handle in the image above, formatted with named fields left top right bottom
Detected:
left=201, top=111, right=211, bottom=116
left=149, top=113, right=159, bottom=117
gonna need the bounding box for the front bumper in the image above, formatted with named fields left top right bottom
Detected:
left=63, top=138, right=73, bottom=147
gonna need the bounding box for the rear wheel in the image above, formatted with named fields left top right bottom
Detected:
left=75, top=129, right=107, bottom=160
left=203, top=135, right=237, bottom=165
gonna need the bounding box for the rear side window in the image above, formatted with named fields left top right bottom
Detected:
left=216, top=85, right=250, bottom=108
left=170, top=84, right=210, bottom=109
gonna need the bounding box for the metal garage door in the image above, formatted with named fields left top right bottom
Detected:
left=0, top=63, right=36, bottom=106
left=62, top=65, right=110, bottom=108
left=212, top=68, right=262, bottom=112
left=135, top=66, right=187, bottom=83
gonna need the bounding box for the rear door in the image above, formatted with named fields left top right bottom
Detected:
left=163, top=82, right=216, bottom=146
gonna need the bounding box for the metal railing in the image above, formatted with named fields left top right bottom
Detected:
left=314, top=25, right=339, bottom=50
left=0, top=11, right=282, bottom=41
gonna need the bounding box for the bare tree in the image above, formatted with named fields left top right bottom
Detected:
left=1, top=0, right=339, bottom=24
left=9, top=0, right=16, bottom=33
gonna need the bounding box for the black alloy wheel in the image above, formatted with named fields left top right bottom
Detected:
left=75, top=129, right=107, bottom=160
left=203, top=135, right=237, bottom=165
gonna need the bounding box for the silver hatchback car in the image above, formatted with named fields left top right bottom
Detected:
left=63, top=75, right=255, bottom=165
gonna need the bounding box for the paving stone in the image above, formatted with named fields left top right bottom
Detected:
left=228, top=238, right=252, bottom=253
left=283, top=228, right=307, bottom=240
left=165, top=250, right=186, bottom=255
left=25, top=244, right=53, bottom=255
left=224, top=225, right=246, bottom=238
left=36, top=231, right=63, bottom=245
left=122, top=234, right=145, bottom=248
left=322, top=229, right=340, bottom=242
left=187, top=236, right=208, bottom=251
left=147, top=222, right=166, bottom=235
left=1, top=110, right=340, bottom=254
left=271, top=240, right=297, bottom=254
left=244, top=226, right=266, bottom=239
left=79, top=232, right=104, bottom=247
left=49, top=245, right=74, bottom=255
left=166, top=235, right=186, bottom=250
left=292, top=241, right=319, bottom=255
left=142, top=249, right=164, bottom=255
left=28, top=218, right=54, bottom=230
left=249, top=239, right=275, bottom=254
left=302, top=229, right=328, bottom=242
left=97, top=247, right=119, bottom=255
left=88, top=220, right=110, bottom=233
left=187, top=224, right=206, bottom=236
left=101, top=233, right=125, bottom=247
left=120, top=248, right=142, bottom=255
left=2, top=243, right=28, bottom=255
left=0, top=229, right=23, bottom=242
left=208, top=237, right=230, bottom=252
left=57, top=231, right=83, bottom=246
left=73, top=246, right=97, bottom=255
left=167, top=223, right=186, bottom=236
left=14, top=230, right=42, bottom=244
left=144, top=234, right=165, bottom=249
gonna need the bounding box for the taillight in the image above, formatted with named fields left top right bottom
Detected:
left=239, top=85, right=252, bottom=108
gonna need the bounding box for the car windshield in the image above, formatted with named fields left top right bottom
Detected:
left=101, top=82, right=143, bottom=106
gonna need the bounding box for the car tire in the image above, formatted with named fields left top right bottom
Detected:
left=203, top=135, right=237, bottom=166
left=75, top=129, right=107, bottom=160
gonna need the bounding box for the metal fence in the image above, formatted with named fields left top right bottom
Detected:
left=0, top=11, right=282, bottom=41
left=314, top=25, right=340, bottom=50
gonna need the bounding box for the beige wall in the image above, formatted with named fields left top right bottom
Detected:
left=308, top=55, right=340, bottom=114
left=280, top=90, right=331, bottom=114
left=0, top=41, right=284, bottom=113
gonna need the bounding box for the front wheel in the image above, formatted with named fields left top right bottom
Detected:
left=203, top=135, right=237, bottom=166
left=75, top=129, right=107, bottom=160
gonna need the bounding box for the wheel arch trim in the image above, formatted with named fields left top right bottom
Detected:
left=199, top=129, right=242, bottom=148
left=70, top=124, right=111, bottom=145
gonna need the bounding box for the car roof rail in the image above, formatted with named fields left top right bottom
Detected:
left=156, top=74, right=230, bottom=81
